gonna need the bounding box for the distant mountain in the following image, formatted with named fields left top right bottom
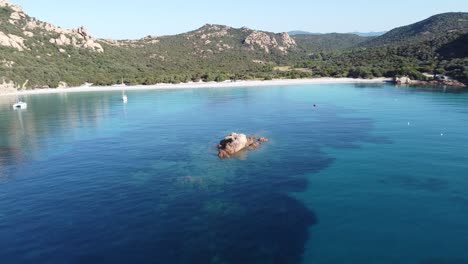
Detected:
left=294, top=33, right=368, bottom=52
left=365, top=12, right=468, bottom=46
left=289, top=31, right=386, bottom=37
left=288, top=31, right=321, bottom=36
left=349, top=31, right=386, bottom=37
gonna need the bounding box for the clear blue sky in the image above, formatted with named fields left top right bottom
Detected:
left=11, top=0, right=468, bottom=39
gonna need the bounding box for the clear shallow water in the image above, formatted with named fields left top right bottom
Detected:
left=0, top=84, right=468, bottom=264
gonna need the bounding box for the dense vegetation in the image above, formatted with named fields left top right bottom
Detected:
left=294, top=12, right=468, bottom=82
left=296, top=29, right=468, bottom=82
left=294, top=33, right=369, bottom=52
left=1, top=7, right=467, bottom=89
left=363, top=12, right=468, bottom=47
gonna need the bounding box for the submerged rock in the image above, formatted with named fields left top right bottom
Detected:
left=217, top=132, right=269, bottom=159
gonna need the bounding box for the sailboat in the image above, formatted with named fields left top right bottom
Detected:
left=12, top=93, right=27, bottom=110
left=121, top=78, right=128, bottom=103
left=122, top=90, right=128, bottom=103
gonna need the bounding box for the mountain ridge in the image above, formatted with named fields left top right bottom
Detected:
left=1, top=1, right=467, bottom=89
left=364, top=12, right=468, bottom=46
left=289, top=31, right=386, bottom=37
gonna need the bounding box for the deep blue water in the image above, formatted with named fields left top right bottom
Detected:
left=1, top=84, right=468, bottom=264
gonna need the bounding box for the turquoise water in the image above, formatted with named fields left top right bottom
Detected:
left=1, top=84, right=468, bottom=264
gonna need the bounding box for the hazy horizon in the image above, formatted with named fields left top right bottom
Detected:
left=8, top=0, right=468, bottom=39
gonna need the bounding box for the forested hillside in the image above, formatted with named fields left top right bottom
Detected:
left=1, top=0, right=467, bottom=89
left=297, top=13, right=468, bottom=82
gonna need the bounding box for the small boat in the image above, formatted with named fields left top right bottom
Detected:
left=121, top=77, right=128, bottom=103
left=13, top=101, right=27, bottom=109
left=13, top=94, right=27, bottom=110
left=122, top=91, right=128, bottom=103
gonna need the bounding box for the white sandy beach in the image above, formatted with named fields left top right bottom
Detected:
left=0, top=78, right=392, bottom=97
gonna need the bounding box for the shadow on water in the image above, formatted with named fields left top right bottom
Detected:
left=0, top=93, right=116, bottom=168
left=92, top=107, right=388, bottom=264
left=419, top=258, right=468, bottom=264
left=0, top=88, right=391, bottom=264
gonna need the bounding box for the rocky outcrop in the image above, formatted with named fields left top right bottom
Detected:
left=48, top=26, right=104, bottom=53
left=410, top=79, right=467, bottom=88
left=0, top=0, right=21, bottom=12
left=23, top=31, right=34, bottom=37
left=142, top=36, right=160, bottom=44
left=49, top=34, right=71, bottom=45
left=394, top=76, right=411, bottom=85
left=191, top=24, right=231, bottom=39
left=25, top=21, right=67, bottom=34
left=9, top=10, right=25, bottom=22
left=1, top=59, right=15, bottom=68
left=279, top=32, right=296, bottom=49
left=394, top=75, right=466, bottom=88
left=217, top=133, right=269, bottom=159
left=1, top=0, right=26, bottom=25
left=182, top=24, right=235, bottom=55
left=1, top=1, right=104, bottom=53
left=0, top=31, right=27, bottom=51
left=245, top=32, right=278, bottom=53
left=244, top=31, right=296, bottom=53
left=57, top=81, right=68, bottom=88
left=101, top=37, right=159, bottom=48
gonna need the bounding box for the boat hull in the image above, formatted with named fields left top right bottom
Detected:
left=13, top=102, right=27, bottom=110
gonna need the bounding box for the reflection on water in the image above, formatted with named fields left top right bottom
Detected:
left=0, top=146, right=22, bottom=168
left=0, top=93, right=115, bottom=166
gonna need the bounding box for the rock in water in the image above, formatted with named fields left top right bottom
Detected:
left=217, top=132, right=269, bottom=159
left=218, top=133, right=246, bottom=158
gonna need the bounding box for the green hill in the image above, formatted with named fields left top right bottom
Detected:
left=294, top=33, right=369, bottom=52
left=0, top=1, right=302, bottom=87
left=1, top=0, right=467, bottom=89
left=437, top=33, right=468, bottom=59
left=364, top=12, right=468, bottom=46
left=294, top=13, right=468, bottom=82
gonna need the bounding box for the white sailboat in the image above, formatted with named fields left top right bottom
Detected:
left=12, top=93, right=27, bottom=110
left=121, top=78, right=128, bottom=103
left=122, top=90, right=128, bottom=103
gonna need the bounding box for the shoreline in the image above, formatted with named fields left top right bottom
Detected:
left=0, top=77, right=392, bottom=97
